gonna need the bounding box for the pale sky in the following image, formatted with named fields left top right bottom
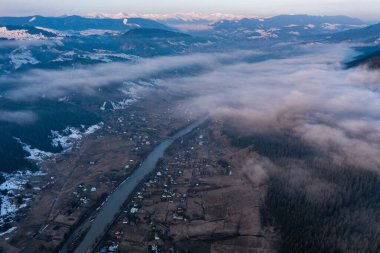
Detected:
left=0, top=0, right=379, bottom=21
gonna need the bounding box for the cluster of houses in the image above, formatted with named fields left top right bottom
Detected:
left=95, top=128, right=225, bottom=253
left=70, top=183, right=98, bottom=209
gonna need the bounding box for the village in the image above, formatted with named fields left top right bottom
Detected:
left=96, top=121, right=276, bottom=253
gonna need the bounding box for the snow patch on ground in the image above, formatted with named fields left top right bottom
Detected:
left=14, top=138, right=53, bottom=161
left=167, top=40, right=188, bottom=47
left=85, top=124, right=103, bottom=135
left=122, top=19, right=140, bottom=28
left=53, top=51, right=76, bottom=62
left=51, top=127, right=83, bottom=149
left=110, top=85, right=139, bottom=110
left=81, top=51, right=139, bottom=63
left=0, top=170, right=46, bottom=235
left=248, top=29, right=278, bottom=39
left=289, top=31, right=300, bottom=36
left=100, top=101, right=107, bottom=111
left=58, top=96, right=68, bottom=102
left=9, top=48, right=39, bottom=69
left=323, top=23, right=341, bottom=30
left=4, top=123, right=103, bottom=236
left=14, top=123, right=103, bottom=162
left=51, top=123, right=104, bottom=150
left=100, top=80, right=152, bottom=111
left=0, top=26, right=47, bottom=40
left=110, top=98, right=136, bottom=110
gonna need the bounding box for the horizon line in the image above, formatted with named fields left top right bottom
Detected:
left=0, top=12, right=377, bottom=22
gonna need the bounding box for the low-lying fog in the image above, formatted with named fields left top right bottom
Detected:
left=2, top=43, right=380, bottom=170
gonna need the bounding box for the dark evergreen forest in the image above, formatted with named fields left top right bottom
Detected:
left=224, top=128, right=380, bottom=253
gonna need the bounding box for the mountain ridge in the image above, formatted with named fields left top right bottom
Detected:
left=0, top=15, right=173, bottom=32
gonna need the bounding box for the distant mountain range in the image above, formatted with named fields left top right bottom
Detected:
left=86, top=12, right=245, bottom=22
left=0, top=13, right=380, bottom=174
left=210, top=15, right=368, bottom=39
left=213, top=15, right=365, bottom=29
left=0, top=15, right=172, bottom=32
left=0, top=14, right=379, bottom=44
left=327, top=23, right=380, bottom=42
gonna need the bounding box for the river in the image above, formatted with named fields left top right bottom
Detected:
left=59, top=118, right=206, bottom=253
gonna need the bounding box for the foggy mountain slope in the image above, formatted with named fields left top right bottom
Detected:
left=346, top=49, right=380, bottom=69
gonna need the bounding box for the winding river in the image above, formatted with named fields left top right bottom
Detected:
left=59, top=118, right=206, bottom=253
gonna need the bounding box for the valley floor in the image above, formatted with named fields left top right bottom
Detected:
left=0, top=91, right=278, bottom=253
left=95, top=120, right=278, bottom=253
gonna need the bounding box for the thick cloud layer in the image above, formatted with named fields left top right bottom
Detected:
left=1, top=51, right=254, bottom=100
left=3, top=43, right=380, bottom=169
left=157, top=44, right=380, bottom=169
